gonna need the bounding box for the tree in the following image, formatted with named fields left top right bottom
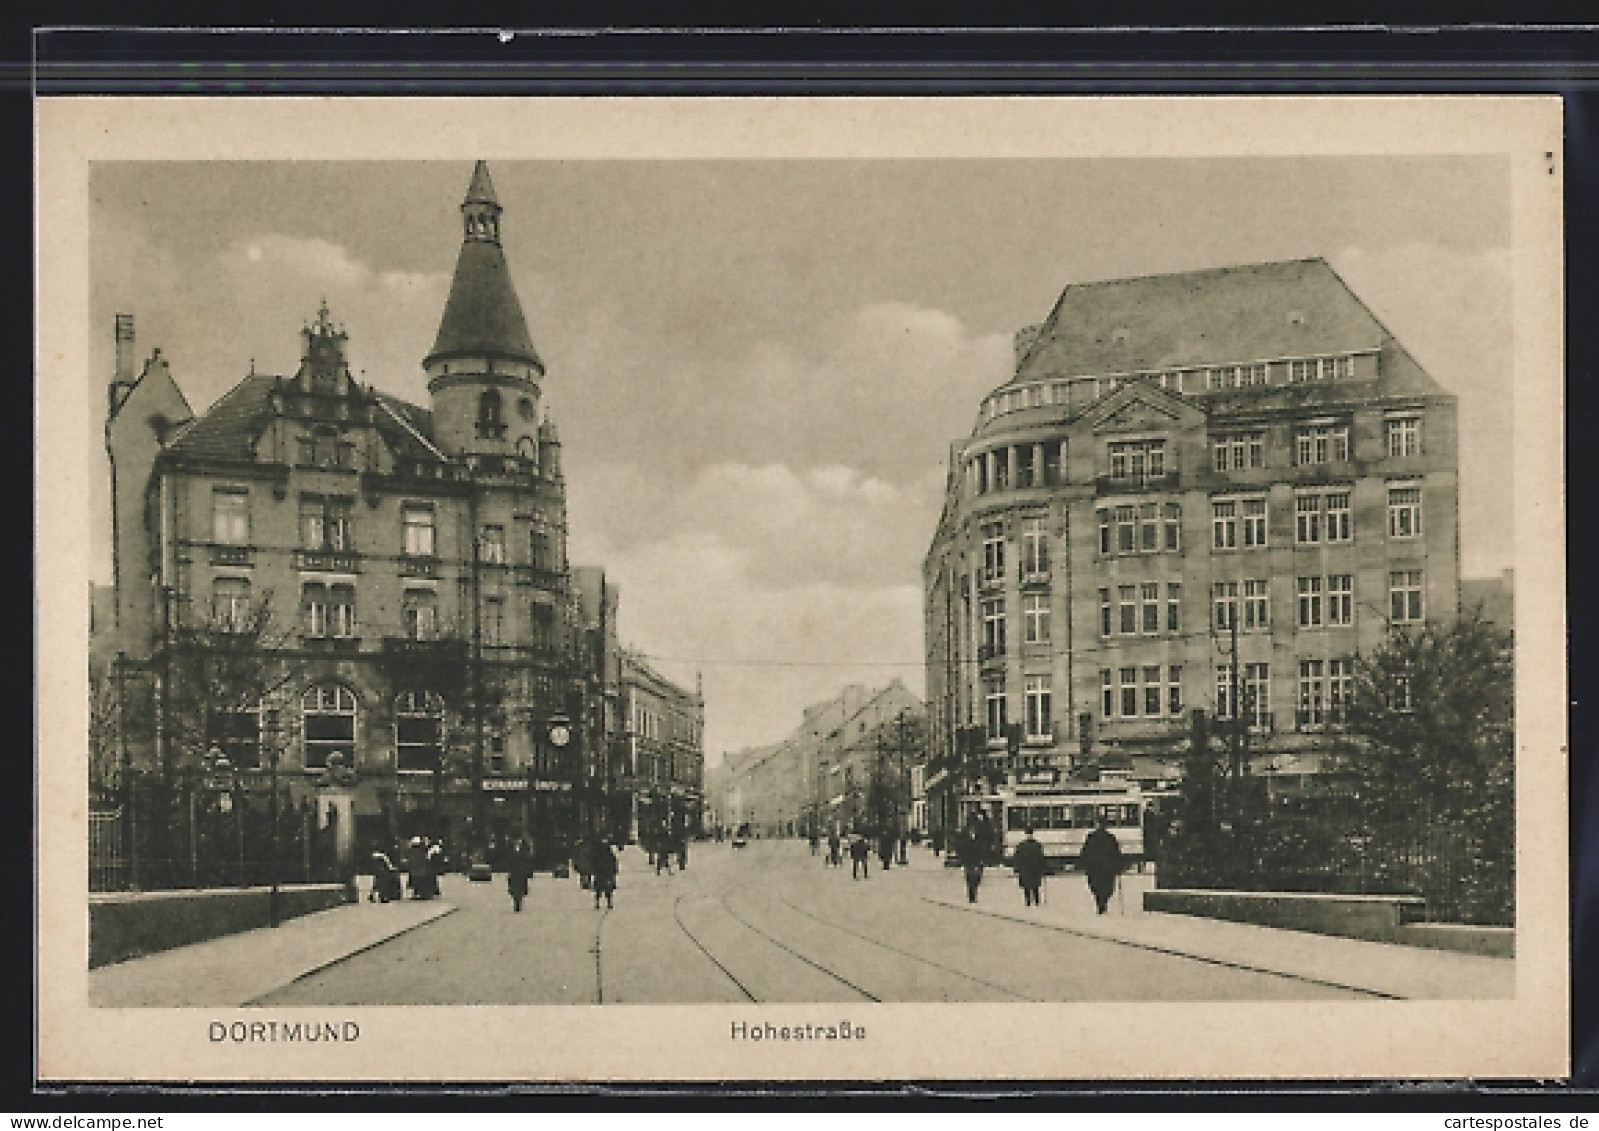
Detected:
left=1342, top=612, right=1514, bottom=820
left=1339, top=613, right=1515, bottom=923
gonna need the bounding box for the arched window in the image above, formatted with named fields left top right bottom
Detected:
left=477, top=389, right=505, bottom=439
left=395, top=691, right=445, bottom=773
left=302, top=684, right=357, bottom=770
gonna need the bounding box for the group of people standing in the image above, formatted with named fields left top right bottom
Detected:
left=367, top=836, right=444, bottom=903
left=813, top=827, right=907, bottom=879
left=506, top=832, right=620, bottom=911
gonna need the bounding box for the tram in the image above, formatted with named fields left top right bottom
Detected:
left=960, top=780, right=1148, bottom=872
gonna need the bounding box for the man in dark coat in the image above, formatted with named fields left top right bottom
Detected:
left=848, top=832, right=871, bottom=879
left=1012, top=825, right=1046, bottom=907
left=958, top=817, right=987, bottom=903
left=877, top=828, right=895, bottom=871
left=506, top=839, right=533, bottom=913
left=1078, top=818, right=1125, bottom=914
left=827, top=829, right=842, bottom=867
left=590, top=837, right=618, bottom=909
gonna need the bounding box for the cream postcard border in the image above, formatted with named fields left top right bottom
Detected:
left=35, top=95, right=1568, bottom=1082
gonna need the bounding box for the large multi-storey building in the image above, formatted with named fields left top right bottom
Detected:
left=620, top=651, right=706, bottom=843
left=99, top=163, right=613, bottom=869
left=923, top=258, right=1459, bottom=821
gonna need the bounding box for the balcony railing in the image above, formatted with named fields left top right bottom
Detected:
left=977, top=568, right=1006, bottom=591
left=399, top=555, right=439, bottom=579
left=978, top=642, right=1006, bottom=665
left=295, top=549, right=361, bottom=573
left=514, top=565, right=565, bottom=589
left=210, top=544, right=253, bottom=566
left=301, top=634, right=361, bottom=653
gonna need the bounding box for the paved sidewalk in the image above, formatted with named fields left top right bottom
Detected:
left=89, top=896, right=456, bottom=1008
left=924, top=871, right=1514, bottom=1000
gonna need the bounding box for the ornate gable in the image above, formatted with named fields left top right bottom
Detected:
left=1093, top=396, right=1182, bottom=434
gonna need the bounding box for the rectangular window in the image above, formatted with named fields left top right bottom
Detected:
left=1168, top=665, right=1184, bottom=717
left=1101, top=670, right=1114, bottom=718
left=982, top=598, right=1007, bottom=655
left=299, top=495, right=353, bottom=551
left=1099, top=588, right=1112, bottom=637
left=1023, top=592, right=1050, bottom=644
left=1141, top=582, right=1160, bottom=634
left=1325, top=491, right=1352, bottom=542
left=1242, top=363, right=1269, bottom=387
left=1212, top=500, right=1238, bottom=549
left=1389, top=569, right=1424, bottom=623
left=1097, top=509, right=1111, bottom=556
left=1213, top=432, right=1265, bottom=472
left=1322, top=356, right=1352, bottom=380
left=1242, top=498, right=1268, bottom=547
left=1166, top=582, right=1182, bottom=633
left=1216, top=664, right=1237, bottom=720
left=1108, top=440, right=1165, bottom=484
left=1290, top=358, right=1317, bottom=383
left=1329, top=658, right=1353, bottom=724
left=1297, top=423, right=1350, bottom=465
left=1386, top=416, right=1422, bottom=457
left=1143, top=666, right=1162, bottom=716
left=1139, top=503, right=1159, bottom=552
left=402, top=588, right=438, bottom=641
left=1020, top=516, right=1049, bottom=577
left=1025, top=675, right=1052, bottom=740
left=479, top=524, right=507, bottom=564
left=985, top=681, right=1007, bottom=740
left=329, top=584, right=355, bottom=638
left=402, top=506, right=436, bottom=557
left=1213, top=581, right=1239, bottom=631
left=212, top=577, right=251, bottom=632
left=1244, top=663, right=1271, bottom=728
left=1119, top=667, right=1138, bottom=718
left=1118, top=586, right=1137, bottom=635
left=1327, top=574, right=1354, bottom=626
left=1163, top=503, right=1182, bottom=551
left=982, top=522, right=1006, bottom=583
left=1297, top=576, right=1323, bottom=628
left=212, top=489, right=250, bottom=545
left=1388, top=485, right=1423, bottom=538
left=1115, top=506, right=1136, bottom=554
left=1295, top=494, right=1322, bottom=544
left=1298, top=659, right=1325, bottom=728
left=1243, top=579, right=1270, bottom=630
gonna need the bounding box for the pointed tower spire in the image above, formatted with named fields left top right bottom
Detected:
left=425, top=161, right=546, bottom=457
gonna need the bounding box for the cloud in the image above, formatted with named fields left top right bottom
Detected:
left=583, top=530, right=926, bottom=757
left=1330, top=243, right=1513, bottom=577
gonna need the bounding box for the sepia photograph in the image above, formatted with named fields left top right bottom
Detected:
left=37, top=97, right=1567, bottom=1082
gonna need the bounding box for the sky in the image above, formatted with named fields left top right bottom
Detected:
left=88, top=157, right=1513, bottom=760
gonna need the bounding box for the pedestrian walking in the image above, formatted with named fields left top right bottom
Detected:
left=507, top=838, right=532, bottom=913
left=591, top=836, right=618, bottom=909
left=958, top=817, right=986, bottom=903
left=877, top=829, right=894, bottom=871
left=1078, top=818, right=1126, bottom=915
left=655, top=831, right=673, bottom=875
left=1012, top=825, right=1046, bottom=907
left=827, top=829, right=842, bottom=868
left=676, top=834, right=689, bottom=871
left=425, top=839, right=445, bottom=898
left=809, top=830, right=820, bottom=856
left=573, top=834, right=593, bottom=890
left=849, top=832, right=871, bottom=879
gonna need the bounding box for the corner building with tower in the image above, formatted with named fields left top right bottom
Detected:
left=923, top=259, right=1459, bottom=826
left=99, top=163, right=637, bottom=874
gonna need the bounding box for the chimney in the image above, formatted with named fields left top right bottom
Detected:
left=1013, top=323, right=1043, bottom=367
left=114, top=314, right=136, bottom=382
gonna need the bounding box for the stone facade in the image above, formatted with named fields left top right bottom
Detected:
left=98, top=163, right=615, bottom=868
left=923, top=258, right=1460, bottom=821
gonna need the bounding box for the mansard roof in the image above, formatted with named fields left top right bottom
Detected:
left=1014, top=257, right=1414, bottom=384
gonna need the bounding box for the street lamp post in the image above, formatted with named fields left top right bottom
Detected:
left=265, top=706, right=282, bottom=928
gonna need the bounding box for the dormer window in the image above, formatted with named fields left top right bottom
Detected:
left=478, top=389, right=506, bottom=440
